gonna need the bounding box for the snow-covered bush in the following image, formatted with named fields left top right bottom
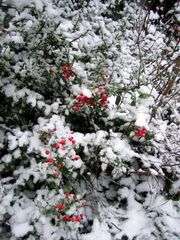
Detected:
left=0, top=0, right=179, bottom=239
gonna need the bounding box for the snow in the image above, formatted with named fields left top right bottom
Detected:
left=108, top=95, right=116, bottom=108
left=176, top=13, right=180, bottom=22
left=163, top=215, right=180, bottom=235
left=82, top=219, right=111, bottom=240
left=7, top=134, right=18, bottom=150
left=136, top=181, right=150, bottom=193
left=6, top=35, right=24, bottom=43
left=111, top=138, right=138, bottom=161
left=135, top=113, right=149, bottom=129
left=122, top=208, right=151, bottom=239
left=149, top=11, right=159, bottom=20
left=0, top=0, right=179, bottom=239
left=59, top=21, right=74, bottom=31
left=3, top=84, right=16, bottom=98
left=2, top=153, right=12, bottom=163
left=81, top=86, right=92, bottom=98
left=148, top=25, right=156, bottom=35
left=11, top=222, right=34, bottom=237
left=25, top=20, right=33, bottom=28
left=154, top=133, right=165, bottom=141
left=46, top=5, right=60, bottom=17
left=71, top=84, right=82, bottom=96
left=94, top=131, right=108, bottom=145
left=18, top=131, right=31, bottom=147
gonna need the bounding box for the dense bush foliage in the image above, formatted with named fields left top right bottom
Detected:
left=0, top=0, right=179, bottom=239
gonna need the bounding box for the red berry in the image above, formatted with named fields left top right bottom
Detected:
left=47, top=158, right=54, bottom=163
left=63, top=215, right=69, bottom=221
left=76, top=96, right=81, bottom=101
left=81, top=96, right=88, bottom=103
left=73, top=107, right=79, bottom=111
left=73, top=194, right=77, bottom=201
left=81, top=201, right=87, bottom=206
left=45, top=150, right=50, bottom=155
left=75, top=216, right=81, bottom=222
left=55, top=143, right=60, bottom=149
left=72, top=156, right=80, bottom=161
left=99, top=94, right=109, bottom=106
left=59, top=204, right=65, bottom=210
left=60, top=139, right=66, bottom=145
left=60, top=66, right=68, bottom=72
left=70, top=73, right=75, bottom=77
left=63, top=74, right=71, bottom=79
left=87, top=98, right=94, bottom=106
left=57, top=163, right=63, bottom=168
left=53, top=172, right=57, bottom=177
left=134, top=128, right=147, bottom=137
left=56, top=203, right=61, bottom=209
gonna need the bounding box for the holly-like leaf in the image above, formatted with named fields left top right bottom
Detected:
left=57, top=157, right=63, bottom=164
left=131, top=100, right=136, bottom=106
left=115, top=95, right=121, bottom=106
left=3, top=15, right=13, bottom=28
left=145, top=132, right=153, bottom=140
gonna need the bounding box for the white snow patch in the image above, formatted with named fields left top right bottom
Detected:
left=135, top=113, right=149, bottom=129
left=82, top=219, right=111, bottom=240
left=111, top=138, right=137, bottom=160
left=81, top=86, right=92, bottom=98
left=11, top=222, right=33, bottom=237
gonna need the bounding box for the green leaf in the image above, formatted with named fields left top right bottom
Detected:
left=47, top=181, right=57, bottom=190
left=3, top=15, right=13, bottom=27
left=63, top=182, right=72, bottom=193
left=139, top=92, right=151, bottom=99
left=114, top=118, right=126, bottom=126
left=80, top=0, right=85, bottom=5
left=146, top=132, right=153, bottom=140
left=74, top=55, right=91, bottom=63
left=57, top=157, right=63, bottom=164
left=131, top=100, right=136, bottom=106
left=115, top=95, right=121, bottom=106
left=61, top=166, right=70, bottom=176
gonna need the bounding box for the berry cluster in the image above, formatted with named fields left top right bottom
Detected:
left=39, top=128, right=81, bottom=178
left=72, top=83, right=109, bottom=112
left=54, top=192, right=87, bottom=223
left=50, top=64, right=75, bottom=79
left=60, top=64, right=75, bottom=79
left=134, top=127, right=147, bottom=137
